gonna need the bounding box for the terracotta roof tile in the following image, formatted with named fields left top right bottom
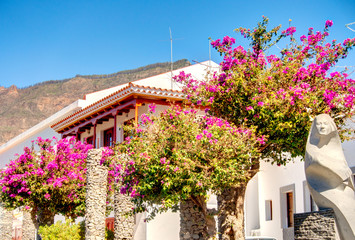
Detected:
left=51, top=83, right=183, bottom=131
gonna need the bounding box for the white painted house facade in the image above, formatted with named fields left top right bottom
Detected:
left=0, top=60, right=354, bottom=240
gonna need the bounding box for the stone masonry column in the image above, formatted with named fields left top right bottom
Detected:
left=180, top=199, right=208, bottom=240
left=85, top=149, right=108, bottom=240
left=114, top=186, right=134, bottom=240
left=0, top=203, right=12, bottom=240
left=22, top=210, right=36, bottom=240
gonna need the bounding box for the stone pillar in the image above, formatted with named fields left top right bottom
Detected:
left=114, top=187, right=134, bottom=240
left=180, top=199, right=208, bottom=240
left=0, top=203, right=12, bottom=240
left=85, top=149, right=108, bottom=240
left=294, top=208, right=338, bottom=240
left=22, top=211, right=36, bottom=240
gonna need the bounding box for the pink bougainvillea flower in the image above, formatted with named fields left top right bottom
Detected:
left=160, top=157, right=166, bottom=164
left=325, top=20, right=333, bottom=28
left=148, top=104, right=156, bottom=113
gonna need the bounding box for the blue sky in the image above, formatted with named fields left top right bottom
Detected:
left=1, top=0, right=354, bottom=88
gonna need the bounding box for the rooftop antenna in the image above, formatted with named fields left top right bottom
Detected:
left=209, top=39, right=212, bottom=70
left=346, top=22, right=355, bottom=32
left=170, top=27, right=173, bottom=89
left=159, top=28, right=183, bottom=89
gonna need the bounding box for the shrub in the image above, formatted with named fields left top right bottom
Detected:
left=38, top=219, right=82, bottom=240
left=39, top=219, right=115, bottom=240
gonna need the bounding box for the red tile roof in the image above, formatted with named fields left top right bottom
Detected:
left=51, top=83, right=184, bottom=132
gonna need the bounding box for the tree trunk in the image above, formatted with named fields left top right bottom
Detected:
left=22, top=210, right=36, bottom=240
left=217, top=160, right=260, bottom=240
left=36, top=207, right=55, bottom=240
left=217, top=184, right=247, bottom=240
left=180, top=196, right=216, bottom=240
left=37, top=208, right=55, bottom=227
left=114, top=186, right=134, bottom=240
left=0, top=203, right=12, bottom=240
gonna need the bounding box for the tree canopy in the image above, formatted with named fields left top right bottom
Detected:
left=0, top=137, right=114, bottom=221
left=175, top=17, right=355, bottom=164
left=109, top=105, right=261, bottom=220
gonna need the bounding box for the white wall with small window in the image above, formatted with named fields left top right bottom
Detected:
left=265, top=200, right=272, bottom=221
left=279, top=184, right=295, bottom=240
left=251, top=158, right=306, bottom=240
left=245, top=174, right=260, bottom=236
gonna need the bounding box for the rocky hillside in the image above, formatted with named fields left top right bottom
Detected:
left=0, top=59, right=190, bottom=145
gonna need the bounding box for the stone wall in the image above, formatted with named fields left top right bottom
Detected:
left=0, top=203, right=12, bottom=240
left=114, top=187, right=134, bottom=240
left=180, top=199, right=208, bottom=240
left=22, top=211, right=36, bottom=240
left=85, top=149, right=108, bottom=240
left=294, top=208, right=338, bottom=240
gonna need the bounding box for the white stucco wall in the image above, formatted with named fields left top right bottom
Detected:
left=342, top=118, right=355, bottom=167
left=247, top=132, right=354, bottom=239
left=343, top=139, right=355, bottom=164
left=133, top=60, right=219, bottom=91
left=0, top=128, right=61, bottom=168
left=0, top=100, right=84, bottom=167
left=146, top=210, right=179, bottom=240
left=254, top=158, right=306, bottom=240
left=245, top=174, right=260, bottom=236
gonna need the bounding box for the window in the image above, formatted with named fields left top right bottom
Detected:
left=286, top=192, right=294, bottom=227
left=280, top=184, right=295, bottom=229
left=104, top=128, right=114, bottom=147
left=86, top=136, right=93, bottom=145
left=265, top=200, right=273, bottom=221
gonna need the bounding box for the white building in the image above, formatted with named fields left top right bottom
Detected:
left=0, top=60, right=354, bottom=240
left=245, top=124, right=355, bottom=240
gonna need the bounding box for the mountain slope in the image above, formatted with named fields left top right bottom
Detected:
left=0, top=59, right=190, bottom=145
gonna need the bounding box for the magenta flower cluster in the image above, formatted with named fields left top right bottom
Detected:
left=282, top=27, right=296, bottom=36
left=176, top=20, right=355, bottom=113
left=0, top=137, right=92, bottom=212
left=0, top=137, right=116, bottom=216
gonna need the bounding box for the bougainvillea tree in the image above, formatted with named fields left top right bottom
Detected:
left=0, top=137, right=115, bottom=229
left=174, top=17, right=355, bottom=239
left=108, top=105, right=262, bottom=239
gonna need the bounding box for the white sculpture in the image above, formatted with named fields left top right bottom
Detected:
left=305, top=114, right=355, bottom=240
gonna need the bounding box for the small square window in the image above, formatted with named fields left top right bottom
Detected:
left=286, top=192, right=294, bottom=227
left=265, top=200, right=273, bottom=221
left=104, top=128, right=114, bottom=147
left=86, top=136, right=93, bottom=145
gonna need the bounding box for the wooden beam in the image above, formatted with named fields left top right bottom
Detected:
left=136, top=98, right=178, bottom=106
left=61, top=99, right=137, bottom=136
left=135, top=102, right=142, bottom=125
left=113, top=114, right=117, bottom=144
left=76, top=132, right=81, bottom=142
left=93, top=123, right=97, bottom=148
